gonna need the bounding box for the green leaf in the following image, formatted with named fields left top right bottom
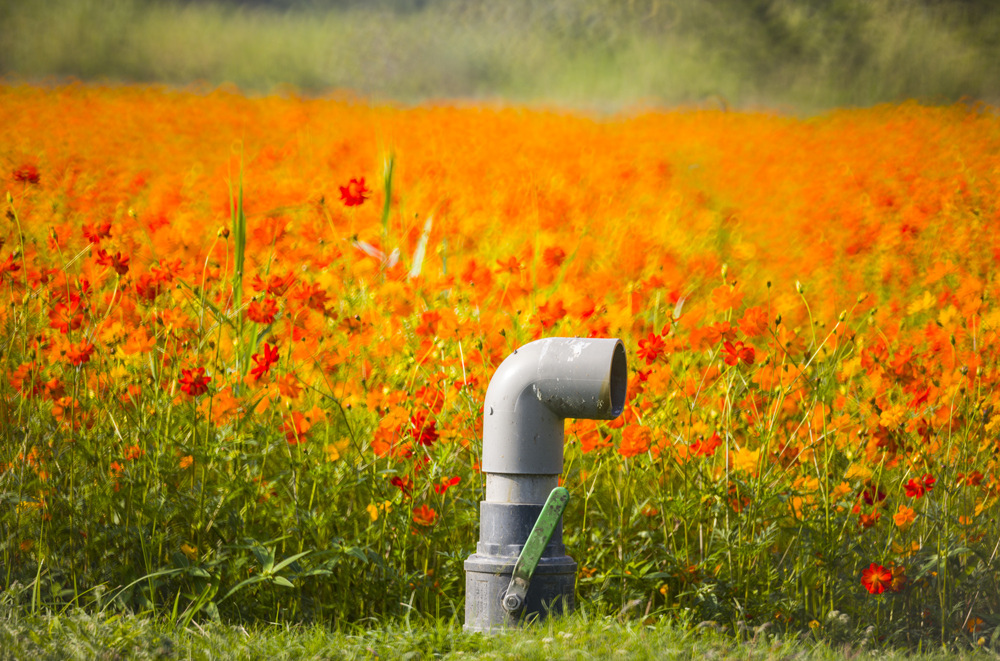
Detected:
left=251, top=546, right=275, bottom=573
left=271, top=550, right=311, bottom=573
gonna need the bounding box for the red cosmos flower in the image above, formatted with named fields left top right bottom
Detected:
left=537, top=299, right=567, bottom=330
left=0, top=253, right=21, bottom=278
left=178, top=367, right=211, bottom=397
left=82, top=222, right=112, bottom=243
left=905, top=474, right=936, bottom=498
left=339, top=177, right=369, bottom=206
left=722, top=340, right=755, bottom=366
left=434, top=476, right=461, bottom=494
left=690, top=432, right=722, bottom=457
left=407, top=411, right=439, bottom=447
left=13, top=163, right=40, bottom=185
left=637, top=333, right=667, bottom=365
left=957, top=471, right=984, bottom=487
left=861, top=482, right=886, bottom=506
left=247, top=297, right=279, bottom=324
left=134, top=273, right=166, bottom=303
left=291, top=282, right=328, bottom=313
left=859, top=511, right=880, bottom=529
left=861, top=563, right=892, bottom=594
left=95, top=248, right=130, bottom=275
left=250, top=342, right=280, bottom=381
left=250, top=272, right=295, bottom=296
left=391, top=475, right=413, bottom=496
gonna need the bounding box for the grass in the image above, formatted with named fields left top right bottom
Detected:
left=0, top=0, right=999, bottom=111
left=1, top=605, right=995, bottom=660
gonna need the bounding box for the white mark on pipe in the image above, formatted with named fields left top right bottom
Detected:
left=565, top=339, right=590, bottom=361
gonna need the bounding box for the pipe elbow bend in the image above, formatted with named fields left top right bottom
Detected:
left=482, top=337, right=627, bottom=475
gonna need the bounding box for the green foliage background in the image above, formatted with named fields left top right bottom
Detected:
left=1, top=0, right=998, bottom=110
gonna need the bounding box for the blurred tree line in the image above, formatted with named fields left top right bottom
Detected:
left=187, top=0, right=999, bottom=67
left=2, top=0, right=995, bottom=107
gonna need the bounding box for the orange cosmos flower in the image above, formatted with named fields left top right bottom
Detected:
left=889, top=564, right=907, bottom=592
left=49, top=294, right=85, bottom=334
left=618, top=425, right=652, bottom=458
left=282, top=410, right=312, bottom=445
left=861, top=563, right=892, bottom=594
left=412, top=504, right=438, bottom=527
left=738, top=306, right=769, bottom=338
left=247, top=297, right=279, bottom=324
left=276, top=373, right=302, bottom=399
left=339, top=177, right=369, bottom=206
left=542, top=246, right=567, bottom=269
left=710, top=285, right=743, bottom=311
left=495, top=255, right=524, bottom=274
left=65, top=340, right=95, bottom=366
left=894, top=504, right=916, bottom=531
left=705, top=321, right=737, bottom=345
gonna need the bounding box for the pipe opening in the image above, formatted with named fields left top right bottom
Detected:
left=608, top=340, right=627, bottom=418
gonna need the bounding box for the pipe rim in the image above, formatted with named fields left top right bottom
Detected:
left=608, top=340, right=627, bottom=418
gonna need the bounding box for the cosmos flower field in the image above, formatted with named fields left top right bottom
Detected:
left=2, top=83, right=1000, bottom=643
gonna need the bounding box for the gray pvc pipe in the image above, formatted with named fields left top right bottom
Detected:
left=482, top=337, right=627, bottom=477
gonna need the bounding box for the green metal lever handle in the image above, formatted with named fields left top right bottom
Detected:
left=501, top=486, right=570, bottom=614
